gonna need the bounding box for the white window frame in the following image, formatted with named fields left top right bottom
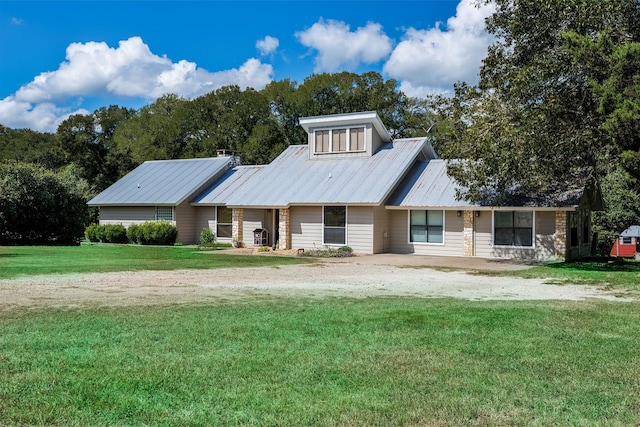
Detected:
left=155, top=206, right=175, bottom=222
left=492, top=210, right=535, bottom=249
left=622, top=236, right=633, bottom=245
left=322, top=205, right=347, bottom=246
left=313, top=126, right=366, bottom=154
left=407, top=210, right=445, bottom=245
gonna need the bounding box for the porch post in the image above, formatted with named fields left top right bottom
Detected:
left=278, top=208, right=290, bottom=250
left=555, top=210, right=568, bottom=261
left=232, top=208, right=244, bottom=247
left=463, top=210, right=474, bottom=256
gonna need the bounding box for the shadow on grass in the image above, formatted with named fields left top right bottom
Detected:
left=545, top=257, right=640, bottom=273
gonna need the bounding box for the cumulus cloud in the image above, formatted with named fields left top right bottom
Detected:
left=383, top=0, right=496, bottom=97
left=256, top=36, right=279, bottom=56
left=296, top=19, right=393, bottom=72
left=0, top=36, right=274, bottom=132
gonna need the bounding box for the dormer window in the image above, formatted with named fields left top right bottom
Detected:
left=314, top=127, right=365, bottom=154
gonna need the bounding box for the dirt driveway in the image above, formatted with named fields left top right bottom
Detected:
left=0, top=253, right=634, bottom=310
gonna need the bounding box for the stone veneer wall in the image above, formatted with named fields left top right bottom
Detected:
left=554, top=210, right=568, bottom=260
left=463, top=210, right=474, bottom=257
left=278, top=208, right=290, bottom=250
left=232, top=208, right=244, bottom=247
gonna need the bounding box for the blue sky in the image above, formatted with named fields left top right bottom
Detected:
left=0, top=1, right=496, bottom=132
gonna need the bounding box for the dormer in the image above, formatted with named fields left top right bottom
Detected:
left=299, top=111, right=392, bottom=159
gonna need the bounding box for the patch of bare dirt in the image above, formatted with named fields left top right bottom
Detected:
left=0, top=254, right=634, bottom=310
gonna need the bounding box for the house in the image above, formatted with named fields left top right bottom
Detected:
left=88, top=157, right=234, bottom=244
left=610, top=225, right=640, bottom=257
left=89, top=111, right=602, bottom=261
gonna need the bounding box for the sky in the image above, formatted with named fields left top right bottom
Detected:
left=0, top=0, right=496, bottom=132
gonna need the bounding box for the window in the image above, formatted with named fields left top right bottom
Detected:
left=410, top=210, right=444, bottom=243
left=324, top=206, right=346, bottom=245
left=155, top=206, right=174, bottom=222
left=314, top=127, right=365, bottom=153
left=217, top=206, right=232, bottom=238
left=622, top=236, right=633, bottom=245
left=494, top=211, right=533, bottom=247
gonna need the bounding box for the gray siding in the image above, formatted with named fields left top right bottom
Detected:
left=243, top=209, right=265, bottom=246
left=99, top=206, right=155, bottom=226
left=195, top=206, right=217, bottom=243
left=174, top=200, right=198, bottom=245
left=290, top=206, right=323, bottom=249
left=389, top=210, right=464, bottom=256
left=372, top=205, right=390, bottom=253
left=346, top=206, right=373, bottom=253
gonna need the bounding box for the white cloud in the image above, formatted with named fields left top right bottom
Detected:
left=0, top=36, right=274, bottom=132
left=296, top=19, right=393, bottom=72
left=256, top=36, right=279, bottom=56
left=383, top=0, right=496, bottom=98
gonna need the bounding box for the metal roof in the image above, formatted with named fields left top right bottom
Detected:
left=192, top=166, right=264, bottom=205
left=387, top=160, right=476, bottom=208
left=88, top=157, right=232, bottom=206
left=225, top=138, right=429, bottom=208
left=621, top=225, right=640, bottom=237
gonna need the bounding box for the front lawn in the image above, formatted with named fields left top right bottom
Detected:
left=1, top=299, right=639, bottom=426
left=0, top=245, right=308, bottom=279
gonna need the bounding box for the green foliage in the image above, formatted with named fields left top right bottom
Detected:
left=300, top=245, right=354, bottom=258
left=257, top=245, right=271, bottom=252
left=199, top=227, right=216, bottom=244
left=84, top=223, right=101, bottom=242
left=435, top=0, right=640, bottom=205
left=0, top=163, right=90, bottom=245
left=126, top=223, right=142, bottom=244
left=1, top=300, right=640, bottom=425
left=102, top=224, right=127, bottom=244
left=138, top=221, right=178, bottom=245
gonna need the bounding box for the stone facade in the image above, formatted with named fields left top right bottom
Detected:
left=554, top=210, right=568, bottom=260
left=463, top=210, right=474, bottom=257
left=278, top=208, right=290, bottom=250
left=232, top=208, right=244, bottom=247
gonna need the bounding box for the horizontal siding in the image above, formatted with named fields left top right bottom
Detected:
left=195, top=207, right=217, bottom=243
left=389, top=210, right=465, bottom=256
left=175, top=200, right=198, bottom=244
left=290, top=206, right=323, bottom=250
left=372, top=205, right=390, bottom=253
left=243, top=209, right=266, bottom=246
left=478, top=211, right=558, bottom=261
left=99, top=206, right=155, bottom=227
left=346, top=206, right=373, bottom=253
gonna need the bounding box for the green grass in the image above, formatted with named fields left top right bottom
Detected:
left=503, top=259, right=640, bottom=290
left=0, top=245, right=308, bottom=279
left=1, top=299, right=639, bottom=426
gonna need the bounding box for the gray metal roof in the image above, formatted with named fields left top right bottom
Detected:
left=192, top=166, right=264, bottom=205
left=225, top=138, right=429, bottom=208
left=621, top=225, right=640, bottom=237
left=387, top=160, right=476, bottom=208
left=88, top=157, right=232, bottom=206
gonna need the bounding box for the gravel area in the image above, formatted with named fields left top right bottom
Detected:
left=0, top=254, right=634, bottom=309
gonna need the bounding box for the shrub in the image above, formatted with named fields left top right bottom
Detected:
left=127, top=224, right=143, bottom=244
left=200, top=228, right=216, bottom=244
left=138, top=221, right=178, bottom=245
left=102, top=224, right=127, bottom=244
left=299, top=246, right=354, bottom=258
left=257, top=246, right=271, bottom=252
left=85, top=224, right=101, bottom=242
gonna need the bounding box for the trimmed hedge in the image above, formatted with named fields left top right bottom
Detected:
left=85, top=221, right=178, bottom=245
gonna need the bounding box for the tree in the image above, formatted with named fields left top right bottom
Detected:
left=0, top=163, right=90, bottom=244
left=57, top=105, right=135, bottom=191
left=435, top=0, right=640, bottom=210
left=0, top=125, right=64, bottom=169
